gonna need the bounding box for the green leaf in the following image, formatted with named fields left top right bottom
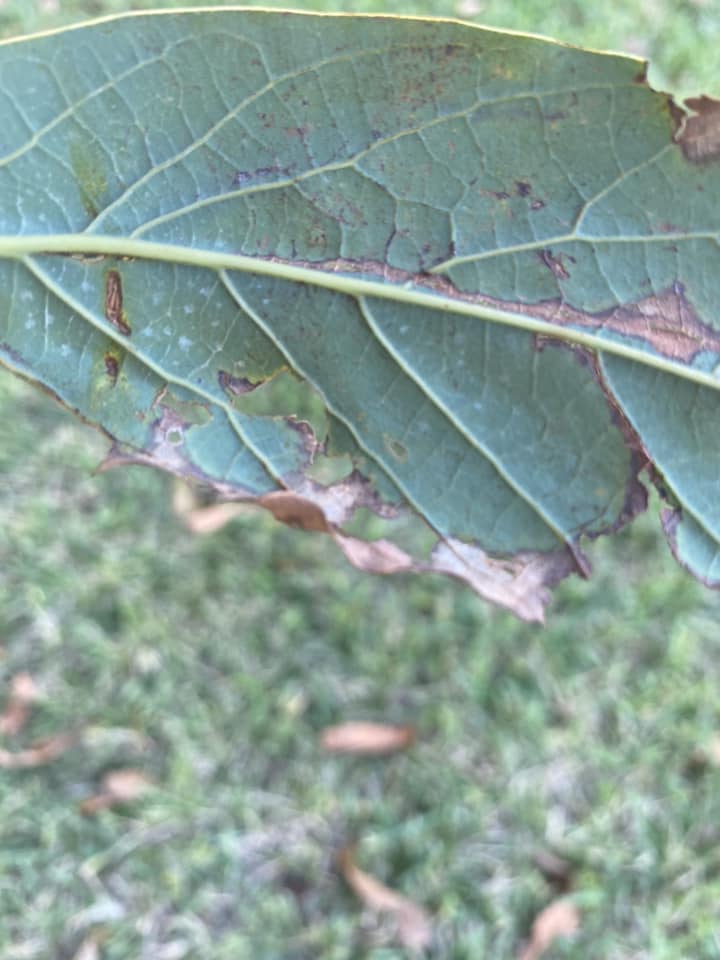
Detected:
left=1, top=10, right=719, bottom=621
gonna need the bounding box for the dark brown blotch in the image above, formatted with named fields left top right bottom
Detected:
left=104, top=352, right=120, bottom=386
left=218, top=370, right=261, bottom=396
left=538, top=249, right=572, bottom=281
left=104, top=270, right=131, bottom=336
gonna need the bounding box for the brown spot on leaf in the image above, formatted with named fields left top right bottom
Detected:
left=218, top=369, right=260, bottom=396
left=675, top=96, right=720, bottom=163
left=539, top=249, right=572, bottom=281
left=104, top=352, right=119, bottom=385
left=104, top=270, right=130, bottom=335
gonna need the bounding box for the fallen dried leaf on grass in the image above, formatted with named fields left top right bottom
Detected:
left=0, top=672, right=41, bottom=736
left=320, top=722, right=416, bottom=755
left=72, top=934, right=102, bottom=960
left=80, top=768, right=154, bottom=814
left=338, top=846, right=432, bottom=953
left=532, top=850, right=574, bottom=892
left=519, top=898, right=580, bottom=960
left=686, top=733, right=720, bottom=774
left=0, top=731, right=77, bottom=768
left=172, top=480, right=252, bottom=534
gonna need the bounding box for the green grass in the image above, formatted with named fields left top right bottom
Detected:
left=3, top=2, right=720, bottom=958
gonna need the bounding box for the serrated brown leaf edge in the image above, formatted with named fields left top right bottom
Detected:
left=6, top=239, right=651, bottom=625
left=101, top=433, right=578, bottom=622
left=96, top=334, right=649, bottom=623
left=266, top=255, right=720, bottom=366
left=661, top=506, right=720, bottom=588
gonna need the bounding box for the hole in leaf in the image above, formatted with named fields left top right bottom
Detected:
left=236, top=369, right=328, bottom=439
left=307, top=453, right=354, bottom=485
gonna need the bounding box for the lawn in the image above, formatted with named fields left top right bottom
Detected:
left=2, top=1, right=720, bottom=958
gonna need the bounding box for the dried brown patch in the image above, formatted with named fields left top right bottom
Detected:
left=608, top=284, right=720, bottom=362
left=99, top=422, right=581, bottom=624
left=259, top=490, right=331, bottom=532
left=90, top=314, right=650, bottom=624
left=335, top=532, right=414, bottom=574
left=268, top=255, right=720, bottom=364
left=675, top=96, right=720, bottom=163
left=293, top=469, right=400, bottom=525
left=535, top=281, right=720, bottom=364
left=428, top=538, right=576, bottom=623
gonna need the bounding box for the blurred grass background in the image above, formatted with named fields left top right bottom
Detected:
left=2, top=1, right=720, bottom=957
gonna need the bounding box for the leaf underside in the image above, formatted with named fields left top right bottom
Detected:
left=1, top=9, right=719, bottom=621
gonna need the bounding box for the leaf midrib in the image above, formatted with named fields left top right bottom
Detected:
left=2, top=233, right=719, bottom=394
